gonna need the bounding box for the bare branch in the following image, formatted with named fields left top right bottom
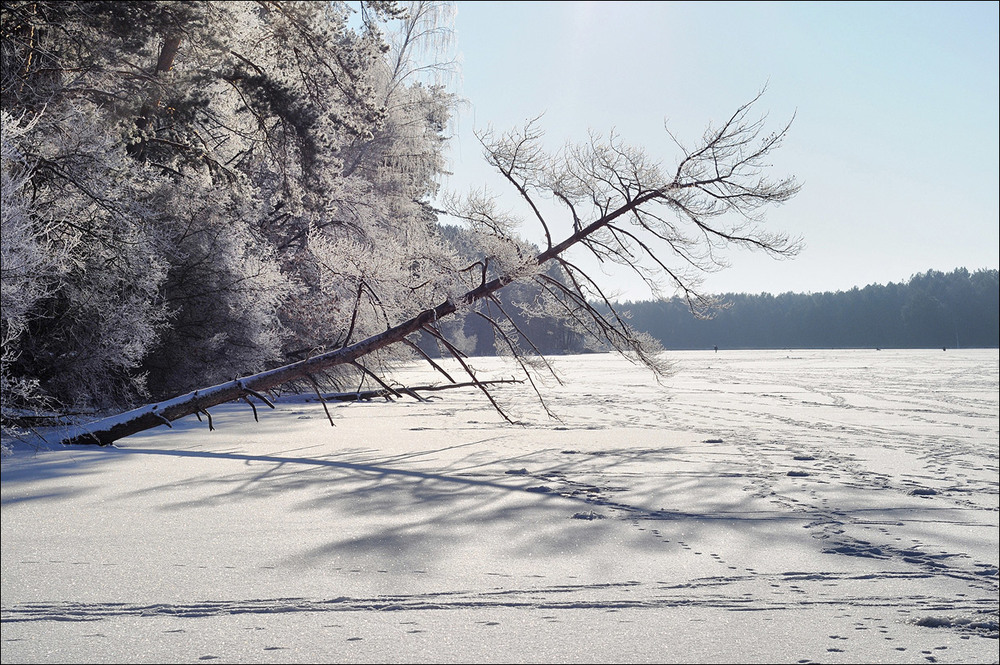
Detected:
left=305, top=373, right=335, bottom=427
left=402, top=338, right=457, bottom=384
left=421, top=323, right=516, bottom=424
left=474, top=307, right=559, bottom=420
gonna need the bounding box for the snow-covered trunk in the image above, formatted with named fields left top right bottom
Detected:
left=59, top=277, right=509, bottom=446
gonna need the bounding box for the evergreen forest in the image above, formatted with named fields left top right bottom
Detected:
left=618, top=268, right=999, bottom=351
left=433, top=268, right=999, bottom=356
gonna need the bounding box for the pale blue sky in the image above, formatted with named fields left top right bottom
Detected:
left=436, top=1, right=999, bottom=299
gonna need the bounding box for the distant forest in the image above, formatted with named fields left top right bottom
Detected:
left=441, top=268, right=999, bottom=354
left=622, top=268, right=999, bottom=350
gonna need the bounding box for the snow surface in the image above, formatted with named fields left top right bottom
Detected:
left=2, top=349, right=998, bottom=664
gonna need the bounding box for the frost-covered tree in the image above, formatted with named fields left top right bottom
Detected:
left=1, top=1, right=460, bottom=420
left=1, top=112, right=66, bottom=422
left=1, top=83, right=170, bottom=414
left=270, top=0, right=462, bottom=392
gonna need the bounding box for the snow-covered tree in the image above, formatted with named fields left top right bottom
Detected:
left=269, top=0, right=461, bottom=389
left=1, top=111, right=65, bottom=422
left=1, top=1, right=461, bottom=417
left=1, top=82, right=170, bottom=414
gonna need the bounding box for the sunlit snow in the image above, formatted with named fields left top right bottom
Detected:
left=2, top=349, right=997, bottom=663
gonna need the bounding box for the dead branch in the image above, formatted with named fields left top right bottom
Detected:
left=309, top=378, right=523, bottom=402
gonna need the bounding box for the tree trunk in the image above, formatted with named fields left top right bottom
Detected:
left=59, top=277, right=506, bottom=445
left=132, top=33, right=182, bottom=156
left=59, top=194, right=658, bottom=445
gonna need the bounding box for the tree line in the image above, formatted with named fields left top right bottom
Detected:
left=606, top=267, right=999, bottom=351
left=419, top=267, right=997, bottom=356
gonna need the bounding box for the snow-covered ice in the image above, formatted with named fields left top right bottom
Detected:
left=2, top=349, right=998, bottom=663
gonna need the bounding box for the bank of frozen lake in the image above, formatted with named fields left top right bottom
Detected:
left=2, top=349, right=998, bottom=663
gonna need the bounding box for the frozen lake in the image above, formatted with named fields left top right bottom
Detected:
left=2, top=349, right=998, bottom=663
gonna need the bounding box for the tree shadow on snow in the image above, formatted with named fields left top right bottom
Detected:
left=104, top=440, right=818, bottom=566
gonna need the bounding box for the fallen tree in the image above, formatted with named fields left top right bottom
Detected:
left=59, top=93, right=800, bottom=446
